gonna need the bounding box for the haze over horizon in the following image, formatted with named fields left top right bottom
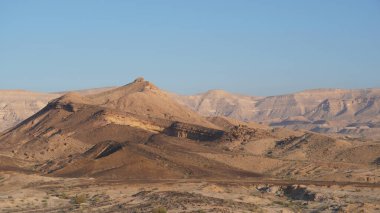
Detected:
left=1, top=0, right=379, bottom=96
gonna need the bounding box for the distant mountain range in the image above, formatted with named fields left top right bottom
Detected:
left=173, top=88, right=380, bottom=139
left=1, top=86, right=380, bottom=139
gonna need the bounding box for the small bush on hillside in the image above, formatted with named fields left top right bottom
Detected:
left=152, top=206, right=167, bottom=213
left=71, top=194, right=87, bottom=205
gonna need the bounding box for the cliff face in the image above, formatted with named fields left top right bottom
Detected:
left=164, top=122, right=225, bottom=141
left=163, top=121, right=272, bottom=144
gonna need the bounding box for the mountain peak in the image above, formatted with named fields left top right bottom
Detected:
left=204, top=89, right=230, bottom=96
left=133, top=77, right=145, bottom=83
left=121, top=77, right=158, bottom=92
left=83, top=78, right=218, bottom=128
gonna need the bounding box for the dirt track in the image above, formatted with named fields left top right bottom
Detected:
left=99, top=177, right=380, bottom=188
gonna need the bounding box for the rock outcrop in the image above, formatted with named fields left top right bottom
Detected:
left=164, top=122, right=224, bottom=141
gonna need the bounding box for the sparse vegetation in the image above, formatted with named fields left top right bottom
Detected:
left=71, top=194, right=87, bottom=205
left=273, top=200, right=303, bottom=212
left=57, top=192, right=69, bottom=199
left=152, top=206, right=167, bottom=213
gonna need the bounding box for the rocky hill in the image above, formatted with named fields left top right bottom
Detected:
left=0, top=79, right=379, bottom=213
left=0, top=78, right=379, bottom=184
left=0, top=78, right=254, bottom=179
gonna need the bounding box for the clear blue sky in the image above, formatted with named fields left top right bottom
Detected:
left=1, top=0, right=379, bottom=96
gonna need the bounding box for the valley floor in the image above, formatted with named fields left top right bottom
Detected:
left=1, top=172, right=379, bottom=213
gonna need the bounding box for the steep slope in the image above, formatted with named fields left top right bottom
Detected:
left=0, top=87, right=115, bottom=132
left=87, top=78, right=218, bottom=129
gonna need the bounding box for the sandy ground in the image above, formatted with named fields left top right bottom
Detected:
left=0, top=172, right=379, bottom=213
